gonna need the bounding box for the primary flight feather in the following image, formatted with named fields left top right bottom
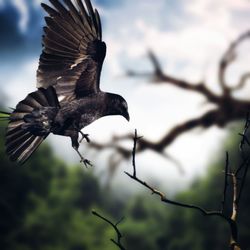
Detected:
left=1, top=0, right=129, bottom=166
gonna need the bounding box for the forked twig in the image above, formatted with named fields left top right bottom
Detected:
left=92, top=210, right=125, bottom=250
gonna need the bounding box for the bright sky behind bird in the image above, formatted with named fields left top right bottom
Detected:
left=1, top=0, right=250, bottom=193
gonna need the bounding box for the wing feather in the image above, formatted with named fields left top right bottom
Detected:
left=63, top=0, right=86, bottom=29
left=37, top=0, right=106, bottom=99
left=76, top=0, right=95, bottom=35
left=43, top=27, right=79, bottom=50
left=41, top=3, right=59, bottom=17
left=95, top=9, right=102, bottom=40
left=84, top=0, right=98, bottom=34
left=44, top=16, right=80, bottom=43
left=44, top=37, right=79, bottom=54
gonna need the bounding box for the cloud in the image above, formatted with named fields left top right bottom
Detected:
left=94, top=0, right=124, bottom=8
left=1, top=59, right=38, bottom=106
left=11, top=0, right=28, bottom=31
left=0, top=3, right=25, bottom=51
left=102, top=0, right=250, bottom=94
left=0, top=0, right=44, bottom=63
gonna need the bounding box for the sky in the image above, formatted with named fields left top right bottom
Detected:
left=1, top=0, right=250, bottom=193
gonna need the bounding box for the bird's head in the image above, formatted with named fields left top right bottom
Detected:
left=106, top=93, right=130, bottom=121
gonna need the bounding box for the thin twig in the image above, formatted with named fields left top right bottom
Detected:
left=126, top=133, right=226, bottom=217
left=92, top=210, right=125, bottom=250
left=239, top=112, right=250, bottom=151
left=227, top=172, right=240, bottom=250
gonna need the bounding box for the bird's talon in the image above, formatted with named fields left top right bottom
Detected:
left=82, top=159, right=93, bottom=168
left=85, top=160, right=93, bottom=167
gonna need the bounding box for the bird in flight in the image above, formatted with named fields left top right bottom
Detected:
left=0, top=0, right=129, bottom=166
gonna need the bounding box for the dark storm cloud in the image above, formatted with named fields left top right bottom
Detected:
left=0, top=3, right=24, bottom=50
left=0, top=0, right=112, bottom=60
left=0, top=1, right=43, bottom=59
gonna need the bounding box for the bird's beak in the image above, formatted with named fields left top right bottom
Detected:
left=124, top=111, right=130, bottom=122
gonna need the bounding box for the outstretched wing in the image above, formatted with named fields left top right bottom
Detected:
left=37, top=0, right=106, bottom=101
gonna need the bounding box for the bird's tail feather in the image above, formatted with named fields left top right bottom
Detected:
left=3, top=87, right=60, bottom=164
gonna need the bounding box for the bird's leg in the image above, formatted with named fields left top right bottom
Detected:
left=78, top=131, right=90, bottom=144
left=71, top=119, right=90, bottom=144
left=71, top=133, right=92, bottom=167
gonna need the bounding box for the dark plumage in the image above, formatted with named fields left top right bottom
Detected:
left=1, top=0, right=129, bottom=165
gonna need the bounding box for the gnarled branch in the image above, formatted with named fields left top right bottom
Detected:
left=89, top=30, right=250, bottom=175
left=219, top=31, right=250, bottom=95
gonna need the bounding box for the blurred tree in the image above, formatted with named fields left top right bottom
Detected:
left=0, top=125, right=57, bottom=249
left=0, top=124, right=115, bottom=250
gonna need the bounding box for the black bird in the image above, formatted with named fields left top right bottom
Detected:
left=0, top=0, right=129, bottom=166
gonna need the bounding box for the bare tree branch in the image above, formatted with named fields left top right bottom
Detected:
left=229, top=173, right=239, bottom=248
left=128, top=50, right=219, bottom=102
left=89, top=30, right=250, bottom=176
left=124, top=125, right=250, bottom=249
left=90, top=103, right=250, bottom=161
left=230, top=72, right=250, bottom=92
left=92, top=210, right=125, bottom=250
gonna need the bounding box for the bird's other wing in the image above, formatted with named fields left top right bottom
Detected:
left=37, top=0, right=106, bottom=101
